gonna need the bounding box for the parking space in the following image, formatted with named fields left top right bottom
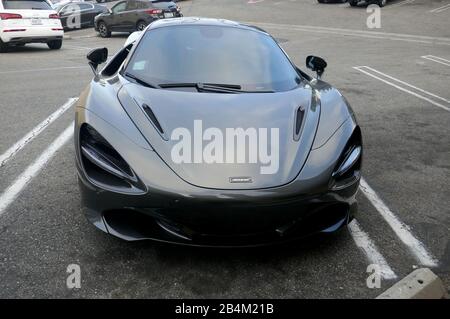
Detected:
left=0, top=0, right=449, bottom=298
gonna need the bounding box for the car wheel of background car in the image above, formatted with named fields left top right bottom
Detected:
left=98, top=21, right=111, bottom=38
left=0, top=39, right=9, bottom=53
left=349, top=0, right=359, bottom=6
left=378, top=0, right=387, bottom=7
left=47, top=40, right=63, bottom=50
left=136, top=20, right=147, bottom=31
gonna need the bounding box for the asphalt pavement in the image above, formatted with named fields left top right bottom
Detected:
left=0, top=0, right=449, bottom=298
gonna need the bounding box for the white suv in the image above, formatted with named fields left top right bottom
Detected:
left=0, top=0, right=64, bottom=52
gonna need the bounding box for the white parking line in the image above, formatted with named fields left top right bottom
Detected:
left=360, top=178, right=438, bottom=267
left=0, top=123, right=74, bottom=217
left=64, top=44, right=94, bottom=51
left=0, top=98, right=77, bottom=168
left=349, top=220, right=397, bottom=280
left=389, top=0, right=415, bottom=9
left=0, top=66, right=87, bottom=75
left=353, top=66, right=450, bottom=112
left=421, top=55, right=450, bottom=67
left=429, top=3, right=450, bottom=13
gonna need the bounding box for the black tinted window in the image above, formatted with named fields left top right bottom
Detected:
left=79, top=3, right=93, bottom=10
left=2, top=0, right=52, bottom=10
left=126, top=25, right=300, bottom=92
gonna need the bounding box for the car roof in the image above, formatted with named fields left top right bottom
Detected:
left=147, top=17, right=269, bottom=35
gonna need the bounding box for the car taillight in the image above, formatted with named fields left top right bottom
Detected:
left=145, top=9, right=162, bottom=15
left=0, top=13, right=23, bottom=20
left=49, top=13, right=60, bottom=19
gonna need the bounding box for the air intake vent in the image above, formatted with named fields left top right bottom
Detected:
left=294, top=106, right=305, bottom=141
left=142, top=103, right=164, bottom=134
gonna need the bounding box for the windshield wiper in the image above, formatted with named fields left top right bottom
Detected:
left=159, top=83, right=241, bottom=93
left=159, top=82, right=273, bottom=93
left=124, top=72, right=160, bottom=89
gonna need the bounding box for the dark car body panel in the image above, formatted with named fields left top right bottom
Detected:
left=75, top=18, right=362, bottom=246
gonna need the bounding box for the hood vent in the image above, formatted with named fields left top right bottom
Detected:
left=142, top=103, right=167, bottom=140
left=294, top=106, right=305, bottom=141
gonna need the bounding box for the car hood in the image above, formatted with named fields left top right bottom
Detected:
left=118, top=82, right=320, bottom=190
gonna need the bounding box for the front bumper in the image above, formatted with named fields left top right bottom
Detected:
left=78, top=163, right=359, bottom=247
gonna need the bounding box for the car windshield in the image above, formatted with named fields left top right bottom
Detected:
left=125, top=25, right=301, bottom=92
left=2, top=0, right=52, bottom=10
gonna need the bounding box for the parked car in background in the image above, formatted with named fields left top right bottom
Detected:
left=94, top=0, right=182, bottom=38
left=49, top=0, right=84, bottom=9
left=0, top=0, right=64, bottom=52
left=348, top=0, right=387, bottom=6
left=55, top=1, right=107, bottom=30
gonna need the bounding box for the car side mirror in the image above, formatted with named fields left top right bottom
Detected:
left=87, top=47, right=108, bottom=75
left=306, top=55, right=327, bottom=80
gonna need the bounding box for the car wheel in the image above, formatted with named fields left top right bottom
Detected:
left=47, top=39, right=63, bottom=50
left=98, top=21, right=111, bottom=38
left=378, top=0, right=387, bottom=7
left=136, top=20, right=147, bottom=31
left=0, top=39, right=9, bottom=53
left=349, top=0, right=359, bottom=6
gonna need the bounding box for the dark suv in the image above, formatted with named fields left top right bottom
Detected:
left=94, top=0, right=182, bottom=38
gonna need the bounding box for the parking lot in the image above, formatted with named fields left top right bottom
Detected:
left=0, top=0, right=449, bottom=298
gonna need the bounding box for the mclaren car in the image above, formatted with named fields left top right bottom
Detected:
left=75, top=18, right=362, bottom=246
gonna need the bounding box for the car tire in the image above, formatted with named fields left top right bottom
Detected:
left=349, top=0, right=359, bottom=6
left=0, top=39, right=8, bottom=53
left=136, top=20, right=147, bottom=31
left=377, top=0, right=387, bottom=7
left=98, top=21, right=111, bottom=38
left=47, top=39, right=63, bottom=50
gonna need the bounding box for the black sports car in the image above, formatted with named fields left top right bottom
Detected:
left=75, top=18, right=362, bottom=246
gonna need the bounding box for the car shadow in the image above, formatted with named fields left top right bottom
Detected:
left=126, top=228, right=350, bottom=263
left=0, top=44, right=54, bottom=54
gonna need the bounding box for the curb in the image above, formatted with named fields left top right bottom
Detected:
left=377, top=268, right=448, bottom=299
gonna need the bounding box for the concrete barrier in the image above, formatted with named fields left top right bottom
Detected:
left=377, top=268, right=448, bottom=299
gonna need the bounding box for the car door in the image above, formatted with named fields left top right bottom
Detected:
left=121, top=0, right=141, bottom=31
left=58, top=3, right=83, bottom=29
left=109, top=1, right=128, bottom=31
left=57, top=4, right=71, bottom=28
left=78, top=3, right=96, bottom=27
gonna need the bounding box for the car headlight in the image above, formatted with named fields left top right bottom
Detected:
left=331, top=127, right=362, bottom=190
left=79, top=124, right=145, bottom=193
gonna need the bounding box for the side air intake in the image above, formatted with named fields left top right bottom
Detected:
left=294, top=106, right=305, bottom=141
left=142, top=103, right=165, bottom=135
